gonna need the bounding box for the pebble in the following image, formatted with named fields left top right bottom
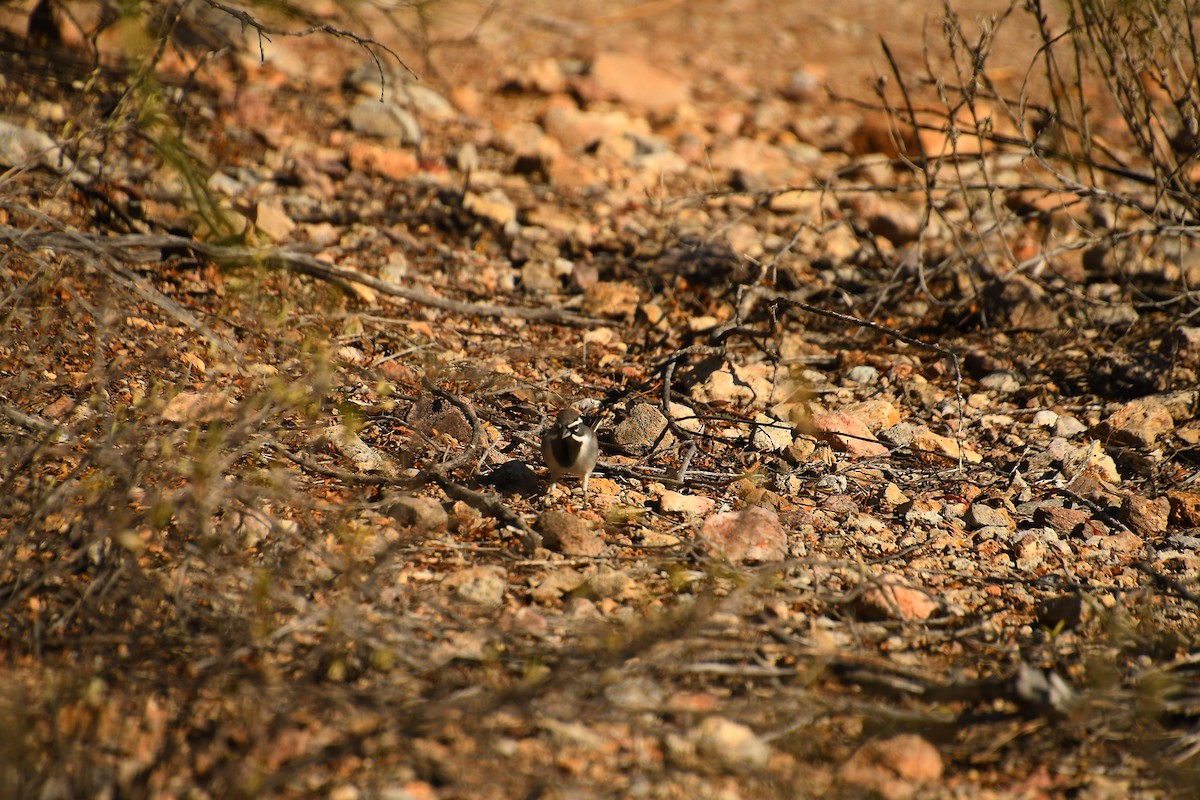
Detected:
left=846, top=365, right=879, bottom=385
left=659, top=491, right=715, bottom=517
left=980, top=370, right=1022, bottom=394
left=347, top=98, right=422, bottom=145
left=1032, top=409, right=1059, bottom=428
left=1167, top=490, right=1200, bottom=526
left=811, top=412, right=889, bottom=458
left=586, top=51, right=690, bottom=115
left=751, top=412, right=793, bottom=451
left=1119, top=494, right=1170, bottom=536
left=856, top=574, right=938, bottom=621
left=843, top=399, right=901, bottom=431
left=965, top=503, right=1015, bottom=531
left=612, top=402, right=673, bottom=454
left=536, top=510, right=605, bottom=556
left=699, top=505, right=787, bottom=562
left=0, top=119, right=74, bottom=173
left=692, top=717, right=771, bottom=771
left=1094, top=398, right=1174, bottom=449
left=1055, top=415, right=1088, bottom=437
left=386, top=495, right=449, bottom=532
left=586, top=569, right=639, bottom=600
left=444, top=566, right=507, bottom=607
left=463, top=188, right=518, bottom=230
left=838, top=734, right=942, bottom=799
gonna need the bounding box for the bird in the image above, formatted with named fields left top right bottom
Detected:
left=541, top=407, right=599, bottom=495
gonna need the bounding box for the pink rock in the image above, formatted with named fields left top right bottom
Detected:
left=839, top=734, right=943, bottom=800
left=857, top=574, right=938, bottom=621
left=812, top=412, right=889, bottom=458
left=586, top=52, right=690, bottom=115
left=1119, top=494, right=1170, bottom=536
left=1095, top=398, right=1174, bottom=449
left=699, top=505, right=787, bottom=562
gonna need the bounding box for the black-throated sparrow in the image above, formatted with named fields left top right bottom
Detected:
left=542, top=407, right=599, bottom=495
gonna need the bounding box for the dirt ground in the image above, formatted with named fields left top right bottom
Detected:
left=2, top=1, right=1199, bottom=798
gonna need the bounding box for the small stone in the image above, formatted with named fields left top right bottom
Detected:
left=751, top=412, right=793, bottom=451
left=581, top=281, right=641, bottom=319
left=660, top=491, right=715, bottom=516
left=1036, top=594, right=1084, bottom=630
left=1094, top=398, right=1174, bottom=449
left=444, top=566, right=507, bottom=607
left=1055, top=415, right=1088, bottom=437
left=1167, top=490, right=1200, bottom=526
left=1032, top=409, right=1059, bottom=428
left=347, top=98, right=422, bottom=144
left=407, top=397, right=472, bottom=442
left=612, top=403, right=672, bottom=454
left=846, top=365, right=879, bottom=384
left=811, top=412, right=889, bottom=458
left=692, top=717, right=771, bottom=772
left=0, top=120, right=73, bottom=173
left=843, top=399, right=901, bottom=432
left=463, top=189, right=518, bottom=230
left=585, top=568, right=638, bottom=600
left=838, top=734, right=943, bottom=800
left=883, top=483, right=909, bottom=506
left=638, top=529, right=681, bottom=547
left=857, top=574, right=938, bottom=621
left=586, top=51, right=690, bottom=115
left=1119, top=494, right=1170, bottom=536
left=980, top=370, right=1022, bottom=394
left=965, top=503, right=1015, bottom=531
left=254, top=197, right=296, bottom=242
left=386, top=495, right=448, bottom=532
left=1034, top=505, right=1091, bottom=536
left=699, top=505, right=787, bottom=562
left=536, top=510, right=605, bottom=556
left=347, top=142, right=419, bottom=180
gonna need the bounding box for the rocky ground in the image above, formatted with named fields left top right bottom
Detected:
left=2, top=1, right=1199, bottom=798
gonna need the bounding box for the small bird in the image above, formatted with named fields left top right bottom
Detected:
left=542, top=407, right=599, bottom=495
